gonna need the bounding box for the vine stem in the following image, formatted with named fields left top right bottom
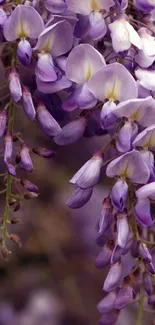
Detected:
left=136, top=286, right=145, bottom=325
left=1, top=100, right=15, bottom=248
left=1, top=173, right=11, bottom=247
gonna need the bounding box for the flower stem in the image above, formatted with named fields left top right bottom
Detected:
left=136, top=287, right=145, bottom=325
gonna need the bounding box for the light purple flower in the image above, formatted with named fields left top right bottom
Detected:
left=87, top=63, right=138, bottom=103
left=106, top=150, right=150, bottom=184
left=22, top=86, right=36, bottom=121
left=67, top=186, right=93, bottom=209
left=117, top=212, right=129, bottom=248
left=143, top=271, right=153, bottom=295
left=95, top=245, right=112, bottom=268
left=45, top=0, right=67, bottom=13
left=17, top=39, right=32, bottom=66
left=0, top=110, right=7, bottom=138
left=133, top=124, right=155, bottom=150
left=66, top=0, right=114, bottom=14
left=54, top=117, right=87, bottom=145
left=110, top=179, right=128, bottom=211
left=97, top=291, right=117, bottom=313
left=138, top=242, right=152, bottom=262
left=4, top=131, right=13, bottom=164
left=114, top=286, right=133, bottom=310
left=103, top=261, right=122, bottom=292
left=113, top=96, right=155, bottom=128
left=70, top=152, right=103, bottom=189
left=3, top=5, right=44, bottom=41
left=98, top=197, right=113, bottom=235
left=9, top=69, right=22, bottom=103
left=20, top=142, right=34, bottom=172
left=134, top=198, right=154, bottom=228
left=116, top=121, right=138, bottom=153
left=109, top=15, right=142, bottom=53
left=36, top=102, right=61, bottom=137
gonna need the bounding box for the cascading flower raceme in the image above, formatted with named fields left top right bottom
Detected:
left=1, top=1, right=155, bottom=324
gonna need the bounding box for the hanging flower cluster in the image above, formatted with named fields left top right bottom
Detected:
left=1, top=0, right=155, bottom=324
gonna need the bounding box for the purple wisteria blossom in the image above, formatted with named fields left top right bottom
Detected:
left=1, top=1, right=155, bottom=324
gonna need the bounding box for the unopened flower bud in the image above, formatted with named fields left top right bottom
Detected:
left=20, top=142, right=34, bottom=172
left=4, top=131, right=13, bottom=164
left=32, top=147, right=56, bottom=158
left=146, top=262, right=155, bottom=275
left=97, top=291, right=117, bottom=314
left=13, top=201, right=21, bottom=212
left=22, top=86, right=36, bottom=121
left=24, top=192, right=38, bottom=199
left=98, top=197, right=113, bottom=236
left=103, top=261, right=122, bottom=292
left=9, top=68, right=22, bottom=103
left=95, top=244, right=112, bottom=269
left=36, top=102, right=61, bottom=137
left=114, top=286, right=133, bottom=310
left=67, top=186, right=93, bottom=209
left=143, top=271, right=153, bottom=296
left=20, top=179, right=39, bottom=193
left=2, top=246, right=10, bottom=258
left=10, top=234, right=21, bottom=247
left=9, top=196, right=17, bottom=206
left=11, top=218, right=20, bottom=224
left=17, top=39, right=32, bottom=66
left=117, top=212, right=129, bottom=248
left=139, top=242, right=152, bottom=263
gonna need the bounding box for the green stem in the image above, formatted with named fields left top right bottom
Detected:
left=136, top=287, right=145, bottom=325
left=1, top=100, right=15, bottom=248
left=1, top=173, right=11, bottom=247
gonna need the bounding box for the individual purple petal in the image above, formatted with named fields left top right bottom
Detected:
left=0, top=109, right=7, bottom=138
left=88, top=12, right=107, bottom=40
left=95, top=245, right=112, bottom=268
left=117, top=212, right=129, bottom=248
left=46, top=11, right=78, bottom=28
left=101, top=101, right=117, bottom=130
left=67, top=186, right=93, bottom=209
left=106, top=150, right=150, bottom=184
left=143, top=271, right=153, bottom=295
left=97, top=291, right=117, bottom=313
left=113, top=96, right=155, bottom=128
left=17, top=39, right=32, bottom=66
left=103, top=261, right=122, bottom=292
left=139, top=242, right=152, bottom=263
left=62, top=85, right=97, bottom=111
left=98, top=197, right=113, bottom=235
left=114, top=0, right=128, bottom=10
left=20, top=142, right=34, bottom=172
left=99, top=312, right=118, bottom=325
left=36, top=102, right=61, bottom=137
left=3, top=4, right=44, bottom=41
left=136, top=182, right=155, bottom=200
left=114, top=286, right=133, bottom=310
left=110, top=179, right=128, bottom=212
left=54, top=117, right=87, bottom=145
left=109, top=16, right=142, bottom=53
left=22, top=86, right=36, bottom=121
left=133, top=124, right=155, bottom=150
left=116, top=122, right=138, bottom=153
left=70, top=152, right=103, bottom=189
left=87, top=63, right=138, bottom=102
left=4, top=131, right=13, bottom=164
left=134, top=198, right=154, bottom=228
left=36, top=75, right=72, bottom=94
left=34, top=21, right=73, bottom=56
left=45, top=0, right=67, bottom=13
left=65, top=44, right=105, bottom=85
left=35, top=53, right=57, bottom=83
left=9, top=69, right=22, bottom=103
